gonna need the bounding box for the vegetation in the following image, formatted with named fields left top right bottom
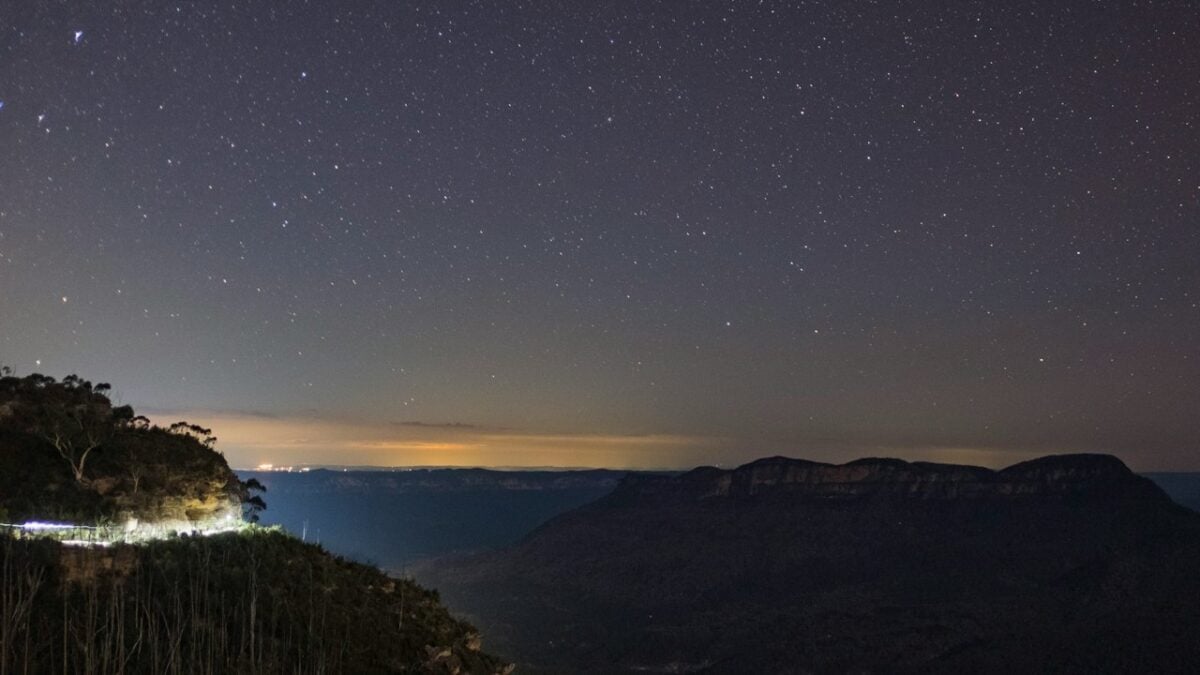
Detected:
left=0, top=369, right=256, bottom=523
left=0, top=529, right=510, bottom=674
left=0, top=367, right=510, bottom=672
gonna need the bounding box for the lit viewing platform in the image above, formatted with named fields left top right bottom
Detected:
left=0, top=514, right=246, bottom=547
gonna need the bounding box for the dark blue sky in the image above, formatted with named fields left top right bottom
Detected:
left=2, top=1, right=1197, bottom=469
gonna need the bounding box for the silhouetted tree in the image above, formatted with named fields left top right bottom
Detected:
left=241, top=478, right=268, bottom=522
left=24, top=376, right=117, bottom=483
left=168, top=421, right=217, bottom=447
left=243, top=495, right=267, bottom=522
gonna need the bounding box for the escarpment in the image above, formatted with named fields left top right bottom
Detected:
left=417, top=454, right=1200, bottom=673
left=610, top=453, right=1169, bottom=502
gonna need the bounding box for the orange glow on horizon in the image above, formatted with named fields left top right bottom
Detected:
left=148, top=409, right=1087, bottom=471
left=149, top=410, right=726, bottom=469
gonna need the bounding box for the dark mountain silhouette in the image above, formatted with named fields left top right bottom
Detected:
left=416, top=454, right=1200, bottom=673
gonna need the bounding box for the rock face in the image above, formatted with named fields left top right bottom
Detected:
left=617, top=453, right=1168, bottom=501
left=416, top=454, right=1200, bottom=674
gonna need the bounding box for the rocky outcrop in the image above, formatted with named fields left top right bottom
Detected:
left=417, top=453, right=1200, bottom=673
left=0, top=371, right=253, bottom=525
left=613, top=453, right=1168, bottom=502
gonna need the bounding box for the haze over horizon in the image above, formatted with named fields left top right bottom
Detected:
left=3, top=1, right=1198, bottom=471
left=157, top=407, right=1139, bottom=473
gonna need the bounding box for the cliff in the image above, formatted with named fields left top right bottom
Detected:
left=613, top=453, right=1168, bottom=501
left=416, top=453, right=1200, bottom=673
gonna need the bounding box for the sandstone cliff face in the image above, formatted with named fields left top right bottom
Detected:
left=615, top=453, right=1167, bottom=501
left=162, top=477, right=243, bottom=520
left=417, top=455, right=1200, bottom=673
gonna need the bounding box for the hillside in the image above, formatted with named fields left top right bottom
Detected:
left=1, top=530, right=510, bottom=674
left=416, top=454, right=1200, bottom=673
left=0, top=370, right=510, bottom=673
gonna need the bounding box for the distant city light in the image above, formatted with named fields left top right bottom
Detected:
left=255, top=463, right=310, bottom=472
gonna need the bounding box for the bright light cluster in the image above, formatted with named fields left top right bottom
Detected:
left=17, top=521, right=76, bottom=531
left=2, top=512, right=247, bottom=547
left=254, top=463, right=311, bottom=473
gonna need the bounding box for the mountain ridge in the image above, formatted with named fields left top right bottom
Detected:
left=610, top=453, right=1169, bottom=502
left=417, top=452, right=1200, bottom=673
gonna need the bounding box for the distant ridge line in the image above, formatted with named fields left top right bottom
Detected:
left=613, top=453, right=1171, bottom=501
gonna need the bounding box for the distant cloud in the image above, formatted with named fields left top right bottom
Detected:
left=146, top=408, right=726, bottom=470
left=143, top=408, right=1164, bottom=472
left=393, top=421, right=483, bottom=429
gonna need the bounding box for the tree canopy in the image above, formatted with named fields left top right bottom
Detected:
left=0, top=369, right=259, bottom=524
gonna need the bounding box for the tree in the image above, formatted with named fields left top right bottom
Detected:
left=25, top=377, right=117, bottom=484
left=243, top=495, right=267, bottom=523
left=241, top=478, right=268, bottom=522
left=115, top=413, right=155, bottom=493
left=168, top=421, right=217, bottom=447
left=33, top=405, right=112, bottom=483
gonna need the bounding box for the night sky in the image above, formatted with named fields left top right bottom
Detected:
left=2, top=1, right=1197, bottom=470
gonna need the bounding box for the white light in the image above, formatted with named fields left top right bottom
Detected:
left=20, top=521, right=75, bottom=530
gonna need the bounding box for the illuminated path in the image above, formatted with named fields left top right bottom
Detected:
left=1, top=516, right=246, bottom=547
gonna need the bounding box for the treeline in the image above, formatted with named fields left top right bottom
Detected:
left=0, top=369, right=259, bottom=523
left=0, top=529, right=509, bottom=674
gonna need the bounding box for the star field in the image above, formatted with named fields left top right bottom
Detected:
left=1, top=1, right=1198, bottom=469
